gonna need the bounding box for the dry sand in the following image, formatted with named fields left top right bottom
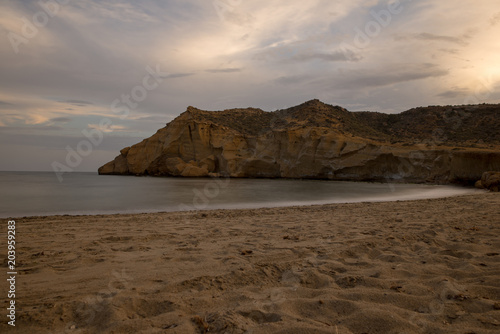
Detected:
left=2, top=193, right=500, bottom=334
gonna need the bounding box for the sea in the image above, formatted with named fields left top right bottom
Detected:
left=0, top=171, right=483, bottom=218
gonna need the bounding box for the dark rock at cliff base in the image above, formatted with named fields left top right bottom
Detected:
left=478, top=171, right=500, bottom=192
left=98, top=100, right=500, bottom=184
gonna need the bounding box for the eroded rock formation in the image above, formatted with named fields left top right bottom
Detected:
left=476, top=171, right=500, bottom=191
left=99, top=100, right=500, bottom=184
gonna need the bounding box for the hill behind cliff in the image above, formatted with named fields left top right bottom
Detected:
left=180, top=100, right=500, bottom=145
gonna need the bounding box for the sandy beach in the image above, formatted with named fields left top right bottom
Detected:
left=2, top=193, right=500, bottom=333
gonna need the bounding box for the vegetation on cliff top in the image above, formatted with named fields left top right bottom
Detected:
left=181, top=100, right=500, bottom=147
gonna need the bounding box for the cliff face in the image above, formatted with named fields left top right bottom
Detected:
left=98, top=100, right=500, bottom=184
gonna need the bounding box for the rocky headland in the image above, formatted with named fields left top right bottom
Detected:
left=99, top=100, right=500, bottom=185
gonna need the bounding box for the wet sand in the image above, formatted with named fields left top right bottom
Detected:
left=2, top=193, right=500, bottom=333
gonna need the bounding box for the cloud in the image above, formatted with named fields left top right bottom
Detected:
left=394, top=33, right=468, bottom=46
left=59, top=100, right=94, bottom=107
left=205, top=68, right=242, bottom=73
left=0, top=131, right=141, bottom=151
left=0, top=125, right=63, bottom=132
left=292, top=51, right=360, bottom=62
left=88, top=124, right=128, bottom=133
left=438, top=49, right=460, bottom=55
left=161, top=73, right=196, bottom=79
left=316, top=63, right=449, bottom=91
left=254, top=44, right=362, bottom=63
left=490, top=12, right=500, bottom=26
left=275, top=75, right=314, bottom=86
left=70, top=1, right=160, bottom=24
left=0, top=101, right=14, bottom=108
left=50, top=117, right=72, bottom=123
left=132, top=115, right=172, bottom=123
left=436, top=88, right=470, bottom=99
left=414, top=33, right=469, bottom=46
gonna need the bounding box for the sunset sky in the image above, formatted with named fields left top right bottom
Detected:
left=1, top=0, right=499, bottom=172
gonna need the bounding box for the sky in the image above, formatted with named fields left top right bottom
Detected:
left=1, top=0, right=499, bottom=172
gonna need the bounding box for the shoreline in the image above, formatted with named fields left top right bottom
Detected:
left=3, top=192, right=500, bottom=333
left=3, top=185, right=485, bottom=220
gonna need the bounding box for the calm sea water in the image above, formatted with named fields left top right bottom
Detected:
left=0, top=171, right=481, bottom=218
